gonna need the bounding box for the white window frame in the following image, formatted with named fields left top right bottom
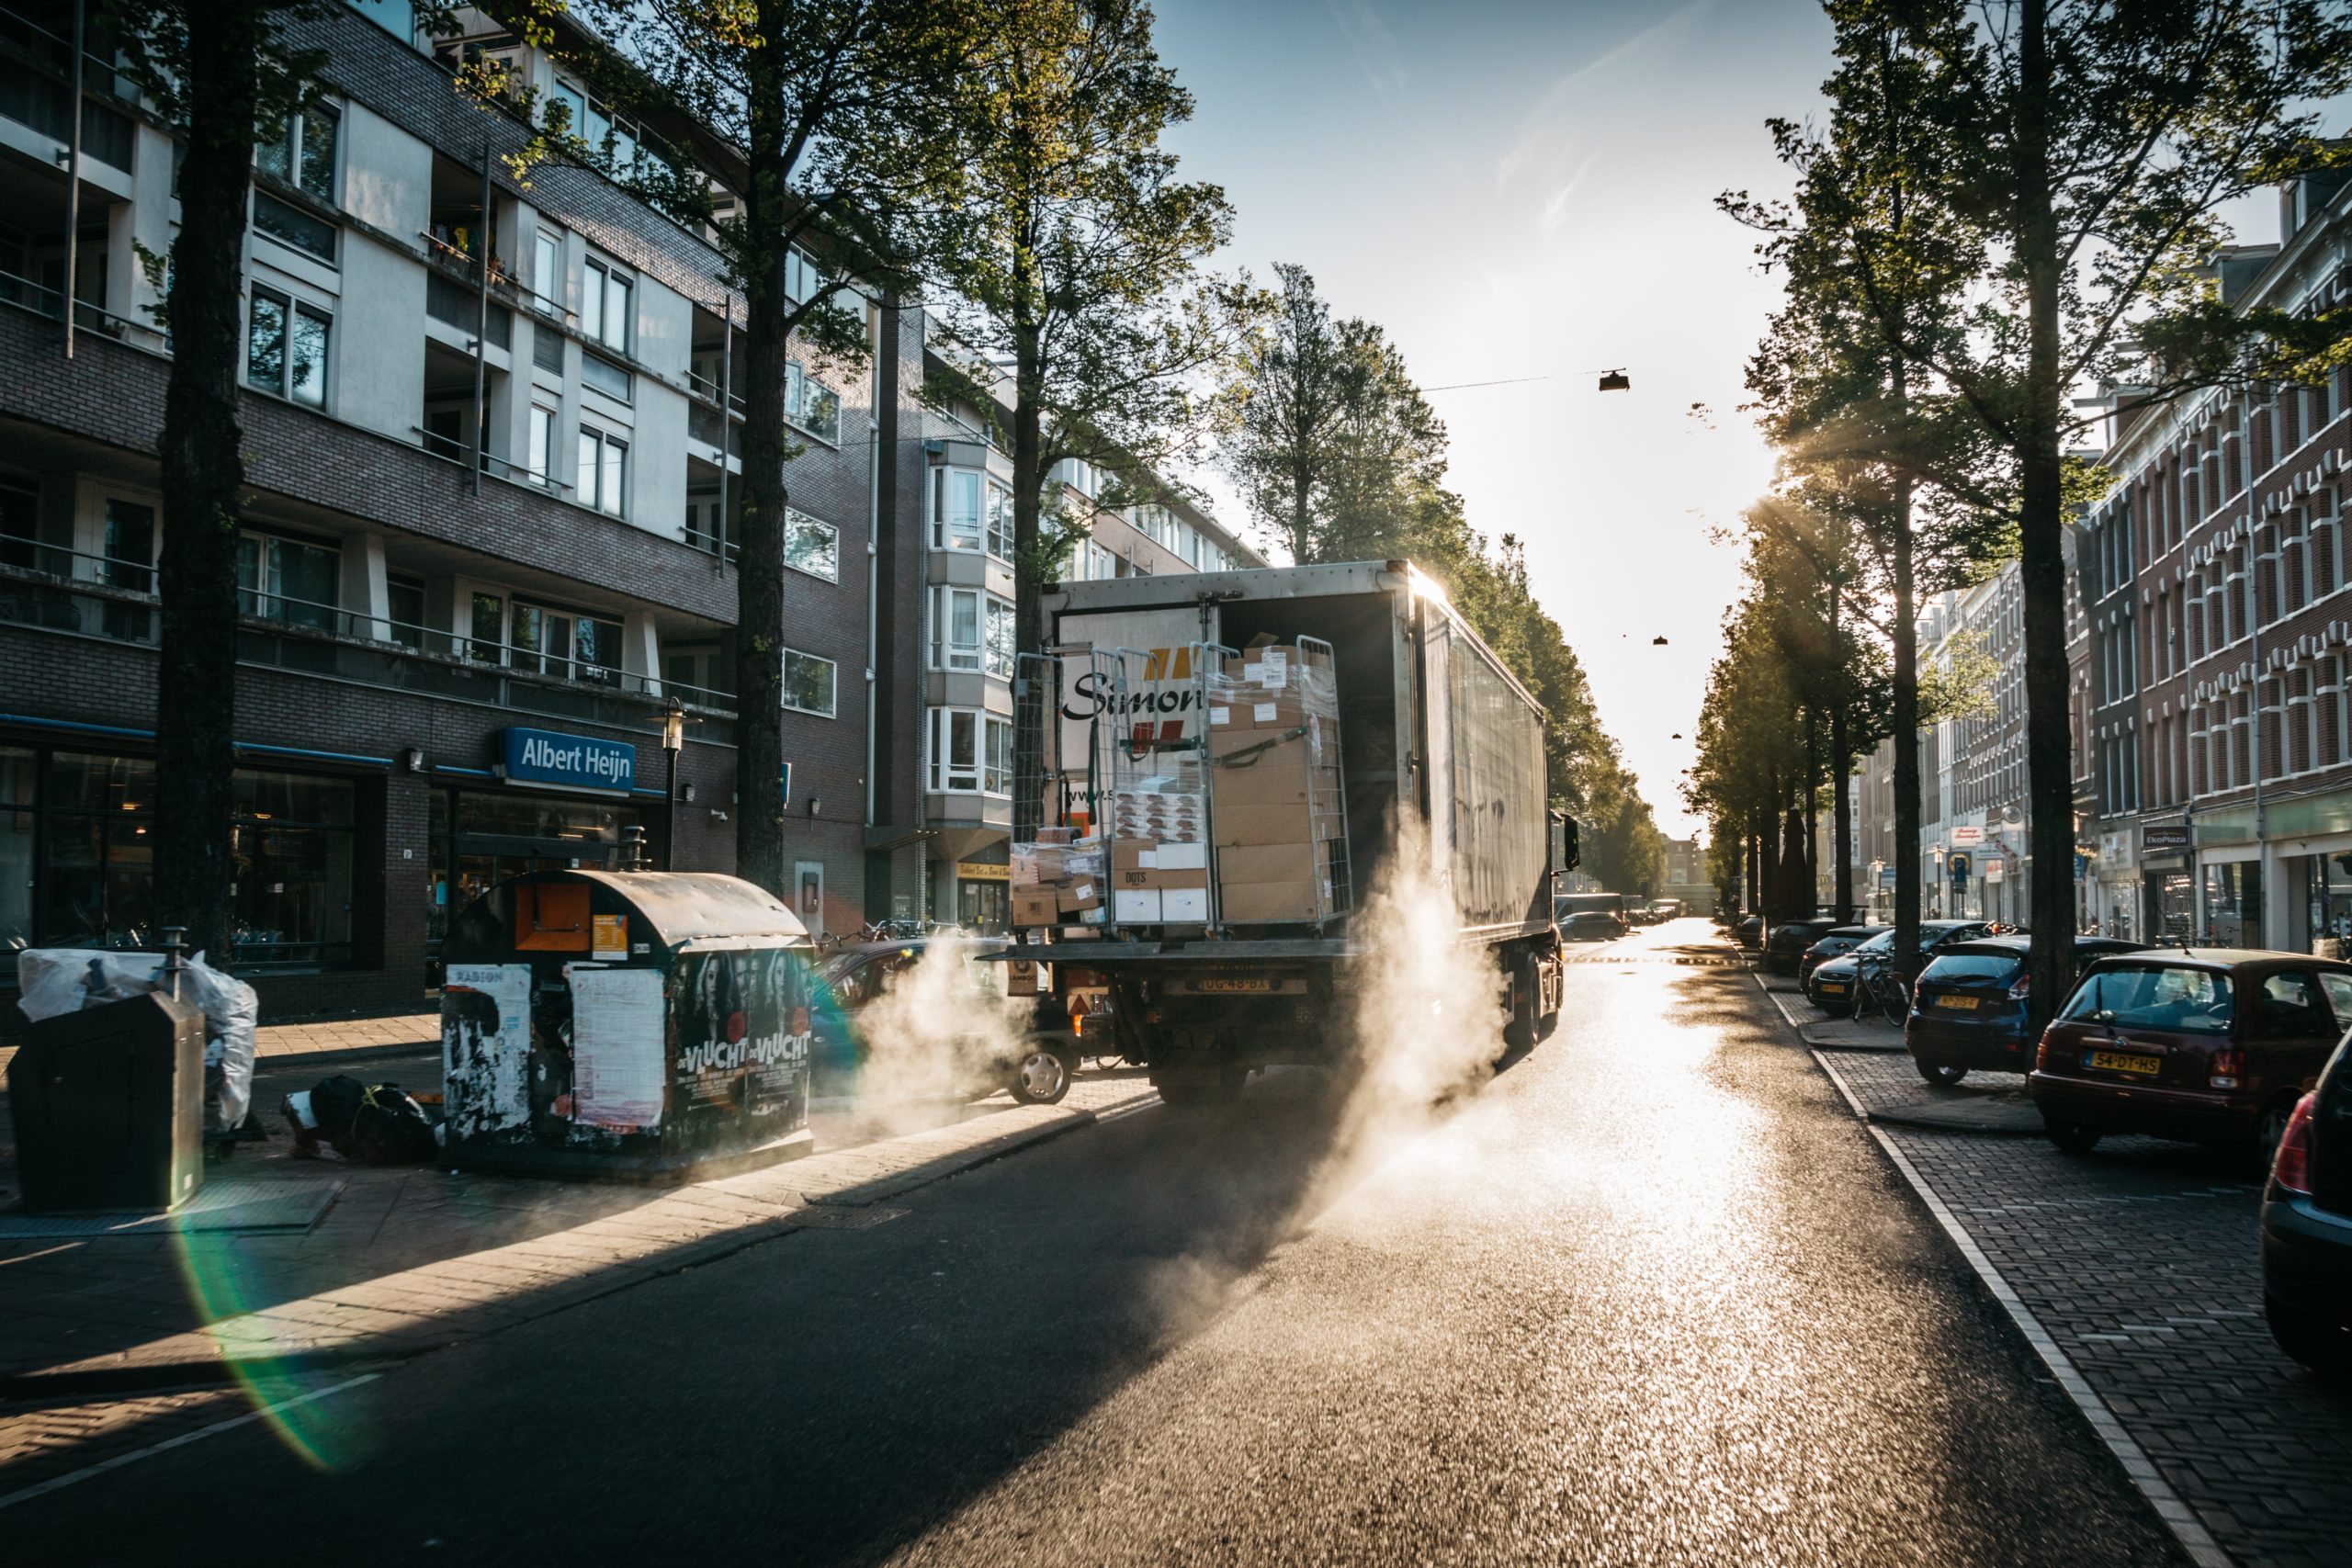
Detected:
left=533, top=229, right=563, bottom=318
left=933, top=586, right=982, bottom=671
left=782, top=647, right=836, bottom=717
left=786, top=360, right=841, bottom=445
left=527, top=404, right=555, bottom=488
left=785, top=509, right=839, bottom=582
left=577, top=426, right=628, bottom=517
left=927, top=707, right=1012, bottom=795
left=932, top=467, right=983, bottom=551
left=986, top=478, right=1012, bottom=562
left=582, top=256, right=632, bottom=353
left=984, top=593, right=1014, bottom=678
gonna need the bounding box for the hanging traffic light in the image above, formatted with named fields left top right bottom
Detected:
left=1598, top=369, right=1630, bottom=391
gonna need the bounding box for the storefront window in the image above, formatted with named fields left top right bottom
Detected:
left=231, top=771, right=356, bottom=967
left=2202, top=860, right=2262, bottom=948
left=2149, top=869, right=2194, bottom=942
left=957, top=877, right=1007, bottom=932
left=430, top=790, right=642, bottom=968
left=42, top=752, right=155, bottom=946
left=0, top=746, right=32, bottom=953
left=2305, top=852, right=2352, bottom=956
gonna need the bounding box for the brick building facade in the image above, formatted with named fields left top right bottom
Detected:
left=0, top=2, right=926, bottom=1016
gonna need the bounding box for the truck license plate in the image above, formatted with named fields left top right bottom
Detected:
left=1193, top=977, right=1275, bottom=994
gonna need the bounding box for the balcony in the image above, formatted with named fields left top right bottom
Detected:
left=0, top=545, right=739, bottom=741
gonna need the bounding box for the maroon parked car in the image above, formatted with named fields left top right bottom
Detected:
left=2031, top=950, right=2352, bottom=1169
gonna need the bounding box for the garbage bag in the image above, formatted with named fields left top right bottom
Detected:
left=299, top=1076, right=437, bottom=1166
left=13, top=948, right=261, bottom=1130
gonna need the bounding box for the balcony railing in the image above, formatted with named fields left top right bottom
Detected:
left=0, top=547, right=739, bottom=740
left=0, top=265, right=170, bottom=354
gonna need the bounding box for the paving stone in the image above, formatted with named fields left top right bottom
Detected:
left=1811, top=1022, right=2352, bottom=1568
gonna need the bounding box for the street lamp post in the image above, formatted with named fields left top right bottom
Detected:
left=661, top=698, right=684, bottom=873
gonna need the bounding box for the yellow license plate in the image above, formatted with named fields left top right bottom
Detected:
left=1934, top=996, right=1980, bottom=1011
left=2087, top=1050, right=2162, bottom=1075
left=1193, top=977, right=1274, bottom=994
left=1818, top=983, right=1847, bottom=995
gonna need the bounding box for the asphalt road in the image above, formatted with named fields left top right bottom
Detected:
left=8, top=921, right=2185, bottom=1565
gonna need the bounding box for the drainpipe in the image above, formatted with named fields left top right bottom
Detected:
left=2243, top=391, right=2269, bottom=940
left=62, top=0, right=83, bottom=358
left=717, top=292, right=732, bottom=570
left=469, top=145, right=492, bottom=495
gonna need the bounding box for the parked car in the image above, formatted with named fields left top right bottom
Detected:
left=1798, top=925, right=1888, bottom=988
left=1905, top=934, right=2146, bottom=1084
left=1735, top=915, right=1764, bottom=949
left=810, top=939, right=1080, bottom=1105
left=1763, top=917, right=1842, bottom=976
left=2261, top=1033, right=2352, bottom=1377
left=1561, top=910, right=1626, bottom=943
left=1806, top=920, right=1996, bottom=1016
left=2032, top=949, right=2352, bottom=1169
left=1648, top=898, right=1684, bottom=922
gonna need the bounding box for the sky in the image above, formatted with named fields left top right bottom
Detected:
left=1150, top=0, right=1840, bottom=840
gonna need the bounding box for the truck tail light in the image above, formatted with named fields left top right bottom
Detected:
left=2210, top=1047, right=2244, bottom=1090
left=2275, top=1092, right=2317, bottom=1193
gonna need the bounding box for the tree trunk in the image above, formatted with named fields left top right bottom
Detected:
left=153, top=4, right=266, bottom=965
left=732, top=14, right=795, bottom=897
left=1892, top=474, right=1922, bottom=979
left=1011, top=324, right=1046, bottom=843
left=1832, top=705, right=1853, bottom=925
left=2016, top=0, right=2075, bottom=1028
left=1802, top=707, right=1820, bottom=911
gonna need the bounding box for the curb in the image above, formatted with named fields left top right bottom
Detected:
left=0, top=1089, right=1159, bottom=1401
left=1804, top=1052, right=2232, bottom=1567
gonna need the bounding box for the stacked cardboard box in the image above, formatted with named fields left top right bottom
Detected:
left=1110, top=837, right=1211, bottom=924
left=1010, top=828, right=1108, bottom=927
left=1207, top=636, right=1347, bottom=922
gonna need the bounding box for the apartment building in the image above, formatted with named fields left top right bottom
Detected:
left=0, top=1, right=926, bottom=1014
left=916, top=348, right=1261, bottom=927
left=2075, top=168, right=2352, bottom=950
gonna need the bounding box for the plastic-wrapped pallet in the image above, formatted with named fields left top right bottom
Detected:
left=1010, top=833, right=1107, bottom=927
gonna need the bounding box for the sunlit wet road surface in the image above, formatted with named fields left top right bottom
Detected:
left=6, top=920, right=2183, bottom=1565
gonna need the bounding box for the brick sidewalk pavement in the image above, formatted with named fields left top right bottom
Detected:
left=1809, top=1021, right=2352, bottom=1568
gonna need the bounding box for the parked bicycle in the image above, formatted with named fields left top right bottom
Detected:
left=1849, top=952, right=1912, bottom=1027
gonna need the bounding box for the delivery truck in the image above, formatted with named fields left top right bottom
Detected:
left=1006, top=559, right=1570, bottom=1105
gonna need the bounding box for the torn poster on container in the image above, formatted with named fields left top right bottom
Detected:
left=442, top=963, right=533, bottom=1139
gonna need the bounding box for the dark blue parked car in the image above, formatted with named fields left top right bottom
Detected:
left=1905, top=934, right=2145, bottom=1085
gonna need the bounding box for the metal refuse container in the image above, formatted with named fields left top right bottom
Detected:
left=438, top=870, right=818, bottom=1180
left=7, top=990, right=205, bottom=1213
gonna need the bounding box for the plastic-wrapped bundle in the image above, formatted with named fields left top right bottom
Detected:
left=14, top=948, right=261, bottom=1129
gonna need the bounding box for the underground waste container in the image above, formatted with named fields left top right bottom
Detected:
left=7, top=989, right=205, bottom=1213
left=439, top=870, right=817, bottom=1180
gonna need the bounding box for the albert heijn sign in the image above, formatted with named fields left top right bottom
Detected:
left=497, top=727, right=637, bottom=796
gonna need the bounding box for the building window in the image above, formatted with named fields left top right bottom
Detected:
left=527, top=405, right=555, bottom=487
left=987, top=479, right=1012, bottom=560
left=927, top=709, right=1011, bottom=795
left=533, top=229, right=562, bottom=316
left=581, top=257, right=632, bottom=352
left=581, top=351, right=631, bottom=403
left=786, top=510, right=839, bottom=581
left=255, top=104, right=338, bottom=204
left=985, top=593, right=1014, bottom=677
left=577, top=427, right=627, bottom=516
left=98, top=499, right=153, bottom=642
left=231, top=770, right=356, bottom=968
left=933, top=468, right=981, bottom=551
left=388, top=575, right=425, bottom=649
left=42, top=751, right=154, bottom=948
left=933, top=588, right=981, bottom=671
left=786, top=360, right=841, bottom=444
left=469, top=592, right=505, bottom=662
left=783, top=648, right=835, bottom=716
left=236, top=530, right=338, bottom=631
left=511, top=601, right=622, bottom=686
left=246, top=288, right=329, bottom=406
left=253, top=192, right=337, bottom=264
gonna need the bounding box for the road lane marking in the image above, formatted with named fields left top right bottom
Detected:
left=0, top=1373, right=380, bottom=1513
left=1807, top=1048, right=2232, bottom=1568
